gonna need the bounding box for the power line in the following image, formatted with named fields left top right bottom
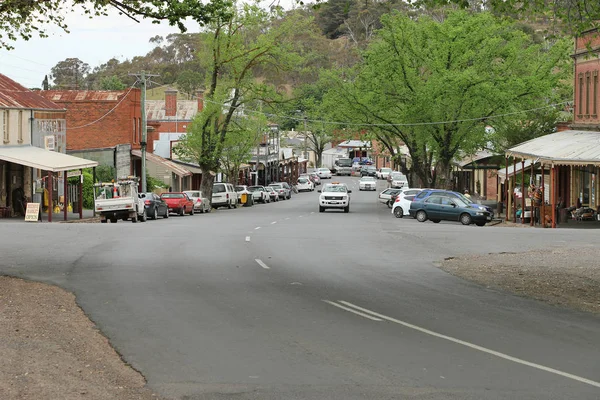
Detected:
left=203, top=98, right=572, bottom=128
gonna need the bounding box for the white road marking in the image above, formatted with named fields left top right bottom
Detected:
left=245, top=236, right=251, bottom=242
left=271, top=221, right=277, bottom=225
left=255, top=259, right=270, bottom=269
left=298, top=215, right=303, bottom=218
left=323, top=300, right=383, bottom=321
left=338, top=301, right=600, bottom=388
left=310, top=212, right=315, bottom=214
left=255, top=226, right=261, bottom=230
left=285, top=217, right=290, bottom=220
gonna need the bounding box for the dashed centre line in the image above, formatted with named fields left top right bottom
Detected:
left=255, top=259, right=270, bottom=269
left=255, top=227, right=261, bottom=230
left=271, top=221, right=277, bottom=225
left=245, top=236, right=251, bottom=242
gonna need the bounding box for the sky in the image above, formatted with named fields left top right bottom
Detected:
left=0, top=1, right=299, bottom=89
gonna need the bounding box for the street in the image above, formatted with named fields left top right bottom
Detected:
left=1, top=175, right=599, bottom=400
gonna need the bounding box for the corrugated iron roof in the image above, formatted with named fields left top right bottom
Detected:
left=40, top=90, right=127, bottom=102
left=0, top=74, right=65, bottom=110
left=146, top=99, right=199, bottom=121
left=131, top=149, right=192, bottom=177
left=507, top=130, right=600, bottom=165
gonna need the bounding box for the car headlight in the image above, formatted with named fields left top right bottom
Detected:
left=476, top=212, right=485, bottom=215
left=478, top=206, right=486, bottom=210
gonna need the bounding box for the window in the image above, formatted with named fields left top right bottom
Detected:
left=133, top=118, right=136, bottom=143
left=2, top=110, right=9, bottom=144
left=17, top=111, right=23, bottom=143
left=593, top=70, right=598, bottom=117
left=579, top=73, right=584, bottom=116
left=425, top=196, right=442, bottom=204
left=586, top=72, right=591, bottom=116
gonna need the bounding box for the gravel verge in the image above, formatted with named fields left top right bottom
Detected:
left=439, top=246, right=600, bottom=315
left=0, top=276, right=161, bottom=400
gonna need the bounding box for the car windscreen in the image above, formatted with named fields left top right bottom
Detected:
left=213, top=185, right=226, bottom=193
left=235, top=186, right=245, bottom=191
left=269, top=184, right=282, bottom=189
left=323, top=186, right=347, bottom=193
left=298, top=178, right=309, bottom=183
left=336, top=159, right=352, bottom=167
left=161, top=193, right=184, bottom=198
left=381, top=168, right=391, bottom=172
left=248, top=186, right=263, bottom=191
left=361, top=177, right=376, bottom=181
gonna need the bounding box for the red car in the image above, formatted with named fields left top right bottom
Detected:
left=160, top=192, right=195, bottom=216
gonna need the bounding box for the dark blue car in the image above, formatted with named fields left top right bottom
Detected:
left=409, top=193, right=492, bottom=226
left=412, top=189, right=494, bottom=216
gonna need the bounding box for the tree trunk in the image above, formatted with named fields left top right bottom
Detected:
left=316, top=152, right=323, bottom=168
left=199, top=166, right=216, bottom=205
left=435, top=159, right=453, bottom=190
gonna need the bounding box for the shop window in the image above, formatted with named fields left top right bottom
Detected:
left=580, top=168, right=590, bottom=205
left=17, top=111, right=23, bottom=143
left=2, top=110, right=8, bottom=144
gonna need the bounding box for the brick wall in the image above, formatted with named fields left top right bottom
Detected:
left=39, top=89, right=142, bottom=151
left=576, top=30, right=600, bottom=51
left=573, top=58, right=600, bottom=125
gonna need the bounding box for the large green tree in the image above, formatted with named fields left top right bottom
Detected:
left=326, top=11, right=570, bottom=188
left=50, top=58, right=91, bottom=89
left=220, top=116, right=265, bottom=185
left=0, top=0, right=233, bottom=50
left=174, top=2, right=309, bottom=201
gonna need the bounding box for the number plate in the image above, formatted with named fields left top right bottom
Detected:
left=330, top=201, right=338, bottom=204
left=487, top=216, right=492, bottom=220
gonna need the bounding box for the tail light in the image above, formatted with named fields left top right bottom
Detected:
left=226, top=194, right=229, bottom=199
left=144, top=200, right=151, bottom=205
left=196, top=199, right=202, bottom=203
left=395, top=197, right=400, bottom=202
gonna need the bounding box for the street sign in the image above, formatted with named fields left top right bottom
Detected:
left=67, top=170, right=81, bottom=178
left=24, top=203, right=40, bottom=222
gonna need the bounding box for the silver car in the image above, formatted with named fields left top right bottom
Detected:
left=184, top=190, right=211, bottom=213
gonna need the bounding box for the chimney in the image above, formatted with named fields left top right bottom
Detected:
left=197, top=91, right=204, bottom=112
left=165, top=88, right=178, bottom=117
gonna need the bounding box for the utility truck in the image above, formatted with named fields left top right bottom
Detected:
left=94, top=176, right=147, bottom=223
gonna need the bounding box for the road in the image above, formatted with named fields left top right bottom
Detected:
left=1, top=175, right=599, bottom=400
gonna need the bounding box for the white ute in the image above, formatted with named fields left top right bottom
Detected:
left=94, top=176, right=147, bottom=223
left=318, top=182, right=352, bottom=213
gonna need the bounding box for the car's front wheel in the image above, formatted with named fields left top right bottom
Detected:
left=153, top=207, right=158, bottom=220
left=394, top=207, right=403, bottom=218
left=344, top=206, right=350, bottom=213
left=460, top=213, right=472, bottom=225
left=416, top=210, right=428, bottom=222
left=319, top=206, right=325, bottom=213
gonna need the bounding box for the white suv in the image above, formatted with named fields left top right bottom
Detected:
left=211, top=183, right=238, bottom=209
left=318, top=182, right=352, bottom=213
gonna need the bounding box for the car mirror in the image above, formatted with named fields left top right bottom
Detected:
left=317, top=190, right=321, bottom=193
left=451, top=203, right=457, bottom=207
left=347, top=190, right=352, bottom=193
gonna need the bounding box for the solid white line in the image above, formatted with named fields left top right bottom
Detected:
left=338, top=301, right=600, bottom=388
left=245, top=236, right=251, bottom=242
left=255, top=259, right=270, bottom=269
left=255, top=226, right=261, bottom=230
left=271, top=221, right=277, bottom=225
left=323, top=300, right=383, bottom=321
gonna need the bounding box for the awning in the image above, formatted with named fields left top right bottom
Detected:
left=454, top=150, right=496, bottom=168
left=0, top=145, right=98, bottom=172
left=507, top=130, right=600, bottom=166
left=172, top=160, right=203, bottom=174
left=131, top=149, right=192, bottom=177
left=497, top=160, right=533, bottom=183
left=337, top=140, right=371, bottom=149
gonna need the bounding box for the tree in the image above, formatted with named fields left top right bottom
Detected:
left=176, top=70, right=204, bottom=99
left=326, top=11, right=570, bottom=188
left=220, top=116, right=265, bottom=185
left=418, top=0, right=600, bottom=35
left=99, top=75, right=127, bottom=90
left=174, top=2, right=310, bottom=201
left=0, top=0, right=234, bottom=50
left=50, top=58, right=90, bottom=89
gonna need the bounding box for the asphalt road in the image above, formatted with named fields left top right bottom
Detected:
left=1, top=176, right=599, bottom=400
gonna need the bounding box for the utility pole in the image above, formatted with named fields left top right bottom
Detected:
left=130, top=71, right=159, bottom=193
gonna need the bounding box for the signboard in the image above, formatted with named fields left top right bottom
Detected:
left=24, top=203, right=40, bottom=222
left=67, top=170, right=81, bottom=178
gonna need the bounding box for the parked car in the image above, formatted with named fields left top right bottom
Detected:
left=390, top=172, right=409, bottom=189
left=160, top=192, right=195, bottom=216
left=235, top=185, right=253, bottom=204
left=358, top=176, right=377, bottom=191
left=361, top=166, right=377, bottom=177
left=376, top=167, right=392, bottom=180
left=318, top=182, right=352, bottom=213
left=248, top=185, right=271, bottom=203
left=184, top=190, right=211, bottom=213
left=409, top=194, right=492, bottom=226
left=378, top=188, right=405, bottom=207
left=413, top=189, right=493, bottom=217
left=391, top=189, right=423, bottom=218
left=308, top=173, right=321, bottom=185
left=141, top=192, right=169, bottom=220
left=296, top=177, right=315, bottom=192
left=316, top=168, right=332, bottom=179
left=266, top=186, right=280, bottom=202
left=212, top=182, right=238, bottom=209
left=269, top=182, right=292, bottom=199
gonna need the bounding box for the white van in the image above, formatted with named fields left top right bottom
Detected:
left=211, top=183, right=238, bottom=209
